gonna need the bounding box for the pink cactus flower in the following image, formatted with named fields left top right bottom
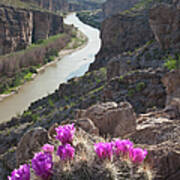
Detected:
left=94, top=142, right=114, bottom=160
left=113, top=139, right=133, bottom=156
left=57, top=144, right=75, bottom=161
left=129, top=147, right=148, bottom=164
left=42, top=144, right=54, bottom=154
left=55, top=124, right=75, bottom=144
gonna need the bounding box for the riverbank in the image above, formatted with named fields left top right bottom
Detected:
left=0, top=26, right=88, bottom=102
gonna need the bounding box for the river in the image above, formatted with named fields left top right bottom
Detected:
left=0, top=13, right=101, bottom=123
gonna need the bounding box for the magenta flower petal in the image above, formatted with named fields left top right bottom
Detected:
left=8, top=164, right=30, bottom=180
left=57, top=144, right=75, bottom=161
left=55, top=124, right=75, bottom=144
left=113, top=139, right=133, bottom=156
left=129, top=147, right=148, bottom=164
left=32, top=152, right=53, bottom=179
left=42, top=144, right=54, bottom=154
left=94, top=142, right=113, bottom=160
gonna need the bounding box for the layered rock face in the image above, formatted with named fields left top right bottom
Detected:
left=0, top=5, right=63, bottom=55
left=90, top=11, right=154, bottom=70
left=0, top=6, right=33, bottom=55
left=90, top=0, right=179, bottom=71
left=149, top=2, right=180, bottom=49
left=32, top=10, right=63, bottom=41
left=102, top=0, right=140, bottom=18
left=21, top=0, right=69, bottom=11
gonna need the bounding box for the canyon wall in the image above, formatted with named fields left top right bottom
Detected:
left=21, top=0, right=69, bottom=12
left=89, top=10, right=154, bottom=70
left=0, top=5, right=63, bottom=56
left=90, top=0, right=178, bottom=71
left=0, top=33, right=71, bottom=77
left=102, top=0, right=140, bottom=18
left=21, top=0, right=102, bottom=12
left=0, top=5, right=33, bottom=55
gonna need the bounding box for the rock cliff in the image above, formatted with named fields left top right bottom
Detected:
left=89, top=0, right=179, bottom=71
left=89, top=10, right=154, bottom=70
left=102, top=0, right=140, bottom=18
left=0, top=5, right=63, bottom=55
left=21, top=0, right=69, bottom=12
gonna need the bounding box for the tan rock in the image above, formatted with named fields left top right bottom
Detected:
left=48, top=123, right=59, bottom=140
left=127, top=110, right=180, bottom=179
left=16, top=127, right=48, bottom=166
left=162, top=70, right=180, bottom=118
left=75, top=118, right=99, bottom=135
left=145, top=143, right=180, bottom=180
left=78, top=101, right=136, bottom=137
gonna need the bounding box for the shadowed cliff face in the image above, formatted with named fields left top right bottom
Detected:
left=0, top=5, right=63, bottom=56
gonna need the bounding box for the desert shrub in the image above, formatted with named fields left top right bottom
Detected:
left=164, top=55, right=180, bottom=70
left=136, top=82, right=146, bottom=92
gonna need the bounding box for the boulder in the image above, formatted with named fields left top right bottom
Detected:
left=16, top=127, right=48, bottom=166
left=75, top=118, right=99, bottom=136
left=162, top=70, right=180, bottom=118
left=127, top=110, right=180, bottom=179
left=129, top=115, right=180, bottom=145
left=77, top=102, right=136, bottom=137
left=146, top=143, right=180, bottom=180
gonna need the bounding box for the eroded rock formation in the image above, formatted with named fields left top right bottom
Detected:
left=0, top=5, right=63, bottom=55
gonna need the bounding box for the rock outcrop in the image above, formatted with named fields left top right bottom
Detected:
left=76, top=101, right=136, bottom=137
left=102, top=0, right=140, bottom=18
left=149, top=2, right=180, bottom=49
left=75, top=118, right=99, bottom=135
left=89, top=0, right=179, bottom=71
left=103, top=69, right=166, bottom=113
left=16, top=127, right=48, bottom=166
left=106, top=41, right=170, bottom=80
left=162, top=70, right=180, bottom=118
left=0, top=5, right=63, bottom=55
left=89, top=10, right=154, bottom=70
left=127, top=111, right=180, bottom=180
